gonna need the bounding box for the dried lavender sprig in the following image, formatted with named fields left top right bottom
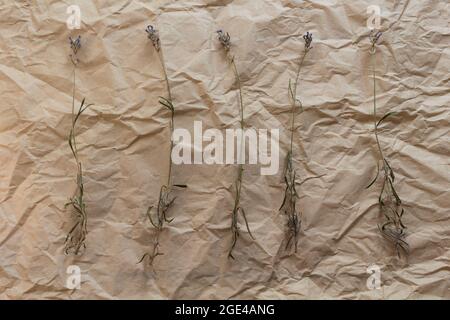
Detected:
left=65, top=36, right=92, bottom=255
left=366, top=31, right=409, bottom=258
left=279, top=32, right=316, bottom=253
left=140, top=24, right=186, bottom=266
left=217, top=29, right=254, bottom=259
left=69, top=35, right=81, bottom=65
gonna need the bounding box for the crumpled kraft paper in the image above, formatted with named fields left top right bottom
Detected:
left=0, top=0, right=449, bottom=299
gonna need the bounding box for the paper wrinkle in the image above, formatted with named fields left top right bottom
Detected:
left=0, top=0, right=449, bottom=299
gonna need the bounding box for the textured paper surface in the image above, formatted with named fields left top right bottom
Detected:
left=0, top=0, right=449, bottom=299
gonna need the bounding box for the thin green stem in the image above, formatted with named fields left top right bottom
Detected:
left=371, top=48, right=384, bottom=162
left=157, top=50, right=174, bottom=188
left=230, top=57, right=244, bottom=126
left=290, top=50, right=307, bottom=155
left=71, top=67, right=80, bottom=164
left=230, top=56, right=244, bottom=204
left=72, top=68, right=76, bottom=125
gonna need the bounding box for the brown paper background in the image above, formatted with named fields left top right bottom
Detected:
left=0, top=0, right=449, bottom=299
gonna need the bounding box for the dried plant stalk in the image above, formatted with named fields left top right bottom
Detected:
left=279, top=32, right=319, bottom=253
left=366, top=31, right=409, bottom=258
left=217, top=30, right=254, bottom=259
left=65, top=36, right=92, bottom=255
left=139, top=25, right=186, bottom=266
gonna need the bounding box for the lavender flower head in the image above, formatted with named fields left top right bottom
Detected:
left=69, top=35, right=81, bottom=65
left=146, top=25, right=160, bottom=51
left=217, top=29, right=231, bottom=51
left=303, top=31, right=313, bottom=51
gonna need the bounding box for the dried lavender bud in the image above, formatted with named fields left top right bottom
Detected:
left=303, top=31, right=313, bottom=50
left=69, top=35, right=81, bottom=55
left=69, top=35, right=81, bottom=65
left=217, top=29, right=231, bottom=51
left=145, top=25, right=160, bottom=51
